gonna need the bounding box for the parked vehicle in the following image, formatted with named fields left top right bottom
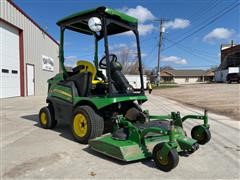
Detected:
left=226, top=73, right=240, bottom=83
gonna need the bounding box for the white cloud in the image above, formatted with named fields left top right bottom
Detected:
left=110, top=42, right=139, bottom=50
left=120, top=5, right=156, bottom=23
left=119, top=5, right=156, bottom=36
left=120, top=23, right=155, bottom=36
left=131, top=42, right=137, bottom=47
left=164, top=18, right=190, bottom=29
left=65, top=55, right=77, bottom=61
left=109, top=43, right=128, bottom=50
left=162, top=56, right=187, bottom=65
left=203, top=27, right=235, bottom=42
left=141, top=53, right=147, bottom=57
left=138, top=24, right=155, bottom=36
left=64, top=55, right=78, bottom=67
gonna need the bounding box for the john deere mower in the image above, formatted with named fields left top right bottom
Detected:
left=39, top=7, right=211, bottom=171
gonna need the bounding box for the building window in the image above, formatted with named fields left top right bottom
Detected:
left=12, top=70, right=18, bottom=74
left=2, top=69, right=9, bottom=73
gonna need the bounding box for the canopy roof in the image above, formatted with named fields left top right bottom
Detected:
left=57, top=7, right=138, bottom=36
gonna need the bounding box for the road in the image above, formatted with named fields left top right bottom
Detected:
left=1, top=95, right=240, bottom=179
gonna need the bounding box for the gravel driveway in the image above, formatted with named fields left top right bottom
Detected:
left=153, top=83, right=240, bottom=120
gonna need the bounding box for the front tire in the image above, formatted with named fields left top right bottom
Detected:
left=71, top=106, right=104, bottom=144
left=191, top=125, right=211, bottom=145
left=39, top=105, right=57, bottom=129
left=153, top=143, right=179, bottom=172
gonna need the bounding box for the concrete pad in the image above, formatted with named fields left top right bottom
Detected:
left=1, top=95, right=240, bottom=179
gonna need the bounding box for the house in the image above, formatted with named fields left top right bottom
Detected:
left=215, top=42, right=240, bottom=82
left=0, top=0, right=59, bottom=98
left=160, top=69, right=214, bottom=84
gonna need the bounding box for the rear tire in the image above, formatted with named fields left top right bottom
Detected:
left=153, top=143, right=179, bottom=172
left=71, top=106, right=104, bottom=144
left=39, top=105, right=57, bottom=129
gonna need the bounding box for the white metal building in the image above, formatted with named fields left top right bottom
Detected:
left=0, top=0, right=59, bottom=98
left=215, top=43, right=240, bottom=82
left=125, top=74, right=147, bottom=89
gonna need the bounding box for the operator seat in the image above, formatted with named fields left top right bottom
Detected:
left=66, top=71, right=92, bottom=97
left=64, top=61, right=97, bottom=97
left=76, top=61, right=104, bottom=85
left=110, top=61, right=133, bottom=94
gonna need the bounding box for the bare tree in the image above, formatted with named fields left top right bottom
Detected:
left=127, top=60, right=140, bottom=74
left=118, top=47, right=130, bottom=73
left=208, top=65, right=218, bottom=71
left=116, top=47, right=142, bottom=74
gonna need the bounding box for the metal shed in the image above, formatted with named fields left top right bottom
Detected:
left=0, top=0, right=59, bottom=98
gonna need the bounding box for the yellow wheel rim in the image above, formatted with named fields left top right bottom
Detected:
left=157, top=151, right=169, bottom=165
left=40, top=112, right=47, bottom=125
left=73, top=113, right=88, bottom=137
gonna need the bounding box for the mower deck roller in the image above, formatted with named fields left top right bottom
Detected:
left=39, top=6, right=211, bottom=172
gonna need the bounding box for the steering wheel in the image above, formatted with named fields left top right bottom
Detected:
left=99, top=54, right=117, bottom=69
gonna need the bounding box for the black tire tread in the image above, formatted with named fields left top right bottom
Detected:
left=39, top=105, right=57, bottom=129
left=48, top=104, right=57, bottom=128
left=153, top=143, right=179, bottom=172
left=191, top=125, right=211, bottom=145
left=72, top=106, right=104, bottom=144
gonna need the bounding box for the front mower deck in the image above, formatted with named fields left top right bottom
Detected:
left=89, top=111, right=210, bottom=171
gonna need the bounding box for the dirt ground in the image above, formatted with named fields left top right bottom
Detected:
left=153, top=83, right=240, bottom=120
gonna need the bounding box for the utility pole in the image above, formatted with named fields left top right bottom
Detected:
left=155, top=19, right=167, bottom=86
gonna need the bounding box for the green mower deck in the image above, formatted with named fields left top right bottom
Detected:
left=89, top=111, right=210, bottom=171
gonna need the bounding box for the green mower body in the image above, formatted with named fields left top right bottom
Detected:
left=39, top=6, right=211, bottom=172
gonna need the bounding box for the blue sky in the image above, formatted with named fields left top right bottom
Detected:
left=15, top=0, right=240, bottom=69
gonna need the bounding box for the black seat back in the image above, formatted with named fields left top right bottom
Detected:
left=66, top=72, right=92, bottom=97
left=110, top=61, right=133, bottom=94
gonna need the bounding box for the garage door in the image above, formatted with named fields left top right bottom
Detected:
left=0, top=21, right=20, bottom=98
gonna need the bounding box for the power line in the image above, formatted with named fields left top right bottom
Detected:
left=164, top=37, right=218, bottom=59
left=191, top=0, right=221, bottom=22
left=141, top=33, right=159, bottom=43
left=187, top=0, right=221, bottom=23
left=163, top=1, right=239, bottom=51
left=147, top=43, right=158, bottom=57
left=169, top=0, right=221, bottom=39
left=170, top=0, right=229, bottom=39
left=163, top=37, right=219, bottom=65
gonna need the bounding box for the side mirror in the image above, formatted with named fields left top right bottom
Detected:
left=88, top=17, right=102, bottom=32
